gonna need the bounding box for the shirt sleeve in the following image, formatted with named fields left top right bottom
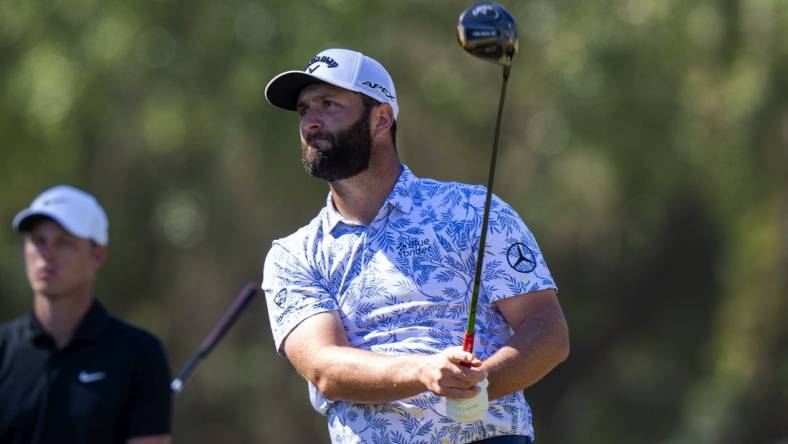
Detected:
left=126, top=334, right=172, bottom=438
left=262, top=241, right=339, bottom=357
left=480, top=194, right=557, bottom=302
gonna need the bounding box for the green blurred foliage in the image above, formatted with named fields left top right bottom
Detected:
left=1, top=0, right=786, bottom=443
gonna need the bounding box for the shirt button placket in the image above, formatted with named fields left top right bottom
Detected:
left=32, top=350, right=59, bottom=444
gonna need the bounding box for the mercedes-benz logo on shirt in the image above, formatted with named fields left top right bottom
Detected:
left=273, top=288, right=287, bottom=308
left=506, top=242, right=536, bottom=273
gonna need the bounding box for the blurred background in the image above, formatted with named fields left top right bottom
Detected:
left=1, top=0, right=786, bottom=442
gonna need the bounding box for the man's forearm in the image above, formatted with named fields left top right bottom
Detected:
left=284, top=312, right=485, bottom=404
left=481, top=309, right=570, bottom=400
left=304, top=346, right=428, bottom=403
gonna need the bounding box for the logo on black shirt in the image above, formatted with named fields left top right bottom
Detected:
left=78, top=370, right=106, bottom=384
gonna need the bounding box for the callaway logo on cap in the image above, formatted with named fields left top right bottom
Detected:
left=265, top=48, right=399, bottom=118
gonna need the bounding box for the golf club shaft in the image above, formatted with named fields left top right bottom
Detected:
left=463, top=65, right=511, bottom=355
left=171, top=282, right=258, bottom=393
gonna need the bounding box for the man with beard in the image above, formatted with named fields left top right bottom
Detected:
left=261, top=48, right=569, bottom=444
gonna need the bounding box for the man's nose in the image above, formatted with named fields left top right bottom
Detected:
left=36, top=241, right=56, bottom=261
left=300, top=109, right=323, bottom=134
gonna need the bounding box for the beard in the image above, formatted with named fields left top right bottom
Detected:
left=301, top=110, right=372, bottom=182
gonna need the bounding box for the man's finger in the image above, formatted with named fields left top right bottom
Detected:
left=447, top=350, right=481, bottom=366
left=439, top=385, right=482, bottom=399
left=443, top=361, right=486, bottom=381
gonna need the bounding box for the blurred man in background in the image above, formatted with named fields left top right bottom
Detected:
left=0, top=185, right=172, bottom=444
left=261, top=48, right=569, bottom=443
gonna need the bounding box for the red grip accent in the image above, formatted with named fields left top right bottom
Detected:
left=460, top=333, right=475, bottom=368
left=462, top=333, right=474, bottom=353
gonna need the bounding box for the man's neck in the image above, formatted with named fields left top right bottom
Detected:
left=329, top=150, right=401, bottom=226
left=33, top=291, right=93, bottom=349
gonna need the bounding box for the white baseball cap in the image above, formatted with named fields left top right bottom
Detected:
left=13, top=185, right=109, bottom=246
left=265, top=48, right=398, bottom=118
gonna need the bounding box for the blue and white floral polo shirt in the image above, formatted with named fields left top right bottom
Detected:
left=262, top=164, right=556, bottom=444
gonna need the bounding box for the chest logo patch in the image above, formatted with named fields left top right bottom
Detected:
left=78, top=370, right=106, bottom=384
left=397, top=238, right=431, bottom=258
left=273, top=288, right=288, bottom=308
left=506, top=242, right=536, bottom=273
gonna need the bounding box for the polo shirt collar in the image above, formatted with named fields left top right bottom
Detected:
left=24, top=299, right=110, bottom=348
left=386, top=165, right=415, bottom=215
left=322, top=164, right=417, bottom=234
left=25, top=311, right=54, bottom=348
left=70, top=300, right=110, bottom=344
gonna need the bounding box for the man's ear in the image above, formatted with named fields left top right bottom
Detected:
left=371, top=103, right=395, bottom=142
left=93, top=245, right=108, bottom=270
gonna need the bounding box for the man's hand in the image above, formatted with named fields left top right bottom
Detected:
left=446, top=378, right=489, bottom=423
left=418, top=346, right=487, bottom=399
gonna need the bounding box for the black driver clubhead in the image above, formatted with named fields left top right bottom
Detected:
left=457, top=1, right=518, bottom=67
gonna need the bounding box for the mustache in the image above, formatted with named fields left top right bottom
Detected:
left=305, top=131, right=335, bottom=145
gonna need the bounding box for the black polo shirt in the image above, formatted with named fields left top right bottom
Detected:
left=0, top=300, right=172, bottom=444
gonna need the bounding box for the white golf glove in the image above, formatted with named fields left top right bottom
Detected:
left=446, top=378, right=489, bottom=423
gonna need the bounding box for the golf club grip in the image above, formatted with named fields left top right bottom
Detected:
left=462, top=332, right=475, bottom=352
left=459, top=333, right=476, bottom=368
left=460, top=332, right=474, bottom=368
left=171, top=282, right=258, bottom=393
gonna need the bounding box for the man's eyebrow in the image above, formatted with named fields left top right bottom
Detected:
left=296, top=93, right=338, bottom=109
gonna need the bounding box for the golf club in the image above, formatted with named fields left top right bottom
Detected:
left=457, top=1, right=518, bottom=357
left=171, top=282, right=258, bottom=393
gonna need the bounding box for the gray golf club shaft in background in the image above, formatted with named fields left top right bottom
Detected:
left=171, top=283, right=258, bottom=393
